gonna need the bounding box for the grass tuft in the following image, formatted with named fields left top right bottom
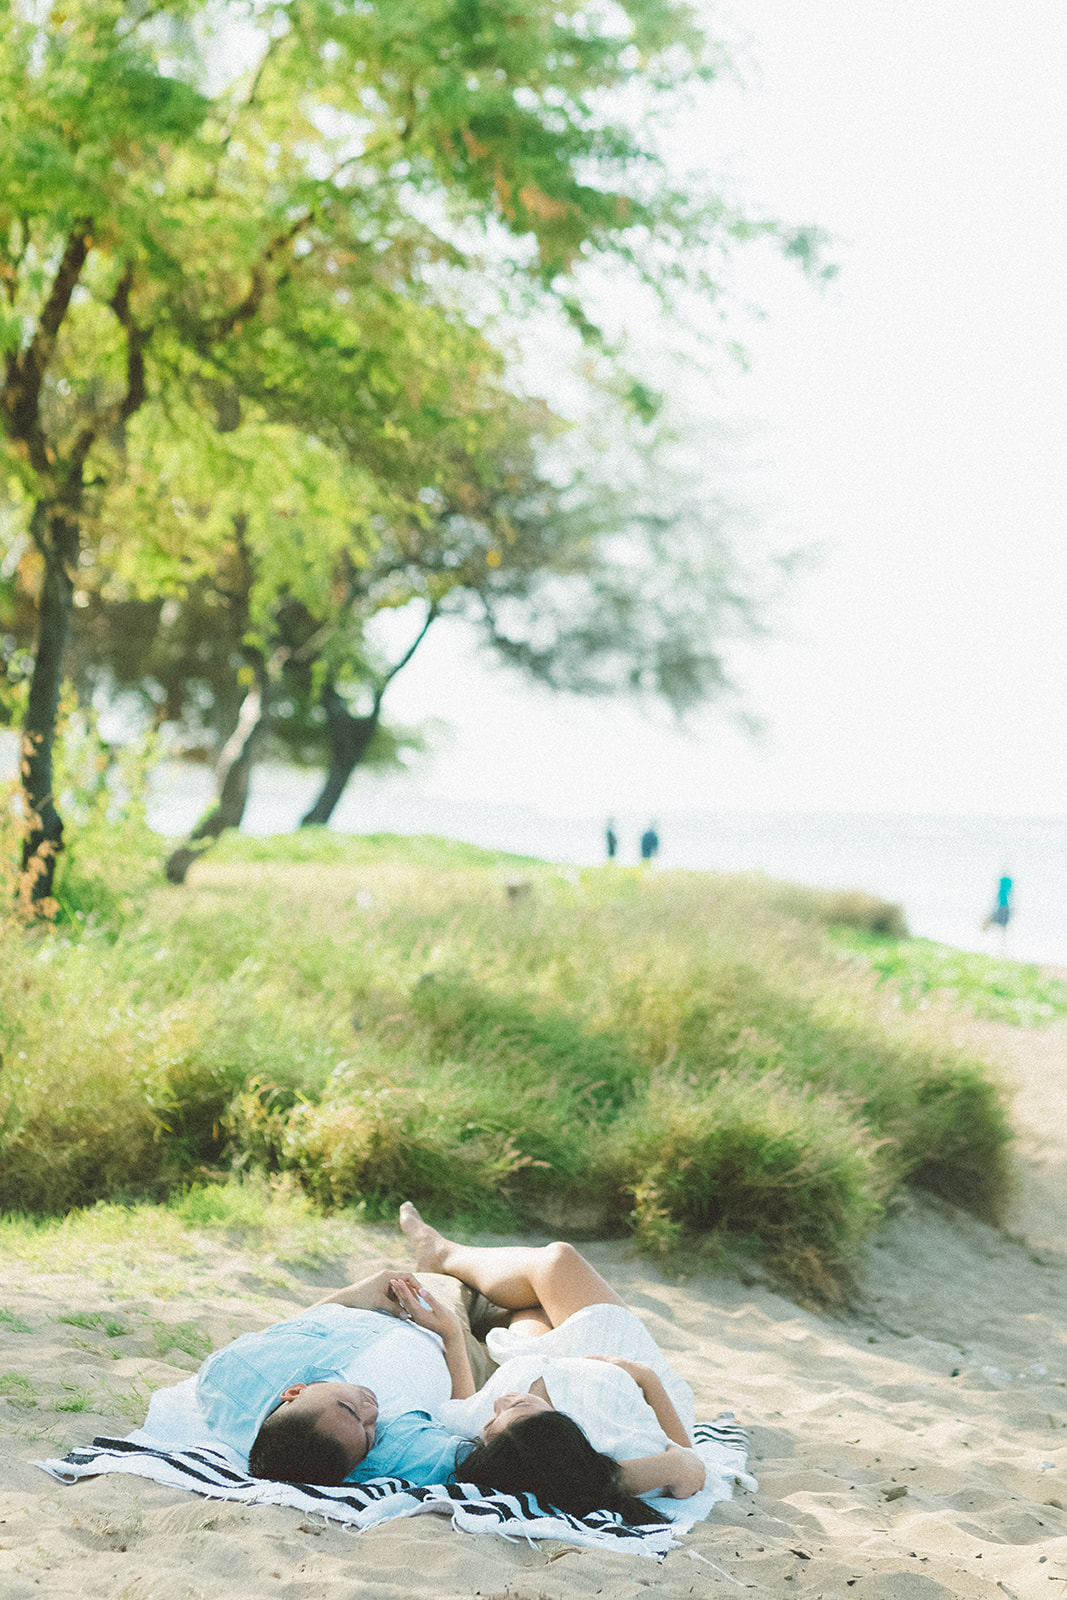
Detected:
left=57, top=1311, right=129, bottom=1337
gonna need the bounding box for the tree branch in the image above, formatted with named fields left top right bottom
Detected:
left=378, top=598, right=439, bottom=695
left=0, top=215, right=31, bottom=307
left=110, top=262, right=148, bottom=425
left=61, top=261, right=150, bottom=488
left=0, top=221, right=92, bottom=470
left=217, top=35, right=284, bottom=154
left=188, top=215, right=300, bottom=347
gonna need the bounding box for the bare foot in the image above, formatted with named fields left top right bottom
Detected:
left=399, top=1201, right=448, bottom=1273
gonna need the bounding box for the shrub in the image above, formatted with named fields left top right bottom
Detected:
left=0, top=833, right=1015, bottom=1293
left=279, top=1085, right=537, bottom=1221
left=603, top=1072, right=888, bottom=1296
left=815, top=890, right=909, bottom=938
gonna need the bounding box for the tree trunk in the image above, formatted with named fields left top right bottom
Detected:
left=19, top=502, right=78, bottom=906
left=164, top=671, right=267, bottom=884
left=299, top=684, right=382, bottom=827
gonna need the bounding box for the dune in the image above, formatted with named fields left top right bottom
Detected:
left=2, top=1016, right=1067, bottom=1599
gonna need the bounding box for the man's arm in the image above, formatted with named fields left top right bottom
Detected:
left=617, top=1444, right=706, bottom=1499
left=586, top=1355, right=691, bottom=1445
left=311, top=1269, right=421, bottom=1315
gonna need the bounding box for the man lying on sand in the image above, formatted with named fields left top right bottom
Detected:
left=195, top=1264, right=478, bottom=1485
left=193, top=1204, right=706, bottom=1521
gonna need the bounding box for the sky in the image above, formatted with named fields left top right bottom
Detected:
left=374, top=0, right=1067, bottom=820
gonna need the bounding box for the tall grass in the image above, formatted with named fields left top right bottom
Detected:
left=0, top=830, right=1013, bottom=1295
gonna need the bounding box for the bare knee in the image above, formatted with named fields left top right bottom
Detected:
left=543, top=1241, right=616, bottom=1292
left=534, top=1240, right=622, bottom=1321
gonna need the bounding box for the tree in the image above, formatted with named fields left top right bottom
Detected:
left=2, top=0, right=826, bottom=901
left=286, top=420, right=781, bottom=827
left=44, top=407, right=776, bottom=848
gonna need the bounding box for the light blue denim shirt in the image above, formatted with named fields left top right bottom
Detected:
left=195, top=1304, right=468, bottom=1484
left=353, top=1408, right=473, bottom=1486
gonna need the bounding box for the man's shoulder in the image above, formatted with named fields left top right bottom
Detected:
left=198, top=1304, right=388, bottom=1383
left=270, top=1303, right=382, bottom=1332
left=240, top=1303, right=387, bottom=1346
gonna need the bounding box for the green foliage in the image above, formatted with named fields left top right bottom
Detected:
left=149, top=1320, right=212, bottom=1362
left=0, top=838, right=1015, bottom=1294
left=49, top=696, right=162, bottom=929
left=55, top=1384, right=92, bottom=1412
left=168, top=1176, right=316, bottom=1231
left=0, top=1177, right=332, bottom=1291
left=832, top=930, right=1067, bottom=1026
left=3, top=0, right=827, bottom=894
left=275, top=1085, right=540, bottom=1224
left=0, top=687, right=161, bottom=927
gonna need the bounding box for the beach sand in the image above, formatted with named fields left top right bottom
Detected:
left=2, top=1016, right=1067, bottom=1599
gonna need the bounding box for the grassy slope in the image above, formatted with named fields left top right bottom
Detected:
left=0, top=830, right=1018, bottom=1296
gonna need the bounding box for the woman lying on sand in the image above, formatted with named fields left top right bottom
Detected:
left=395, top=1202, right=706, bottom=1522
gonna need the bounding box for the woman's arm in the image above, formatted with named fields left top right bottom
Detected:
left=586, top=1356, right=691, bottom=1446
left=617, top=1444, right=706, bottom=1499
left=389, top=1277, right=476, bottom=1399
left=438, top=1325, right=476, bottom=1400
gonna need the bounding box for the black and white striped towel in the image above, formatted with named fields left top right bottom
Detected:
left=35, top=1417, right=753, bottom=1559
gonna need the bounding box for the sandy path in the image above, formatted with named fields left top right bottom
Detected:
left=2, top=1020, right=1067, bottom=1599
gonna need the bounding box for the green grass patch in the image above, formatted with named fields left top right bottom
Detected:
left=57, top=1311, right=130, bottom=1338
left=0, top=829, right=1016, bottom=1296
left=0, top=1372, right=38, bottom=1404
left=211, top=829, right=543, bottom=871
left=148, top=1320, right=213, bottom=1362
left=833, top=930, right=1067, bottom=1026
left=55, top=1384, right=93, bottom=1413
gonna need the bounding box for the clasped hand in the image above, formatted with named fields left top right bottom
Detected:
left=385, top=1273, right=462, bottom=1340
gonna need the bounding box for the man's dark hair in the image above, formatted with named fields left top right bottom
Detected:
left=248, top=1405, right=351, bottom=1486
left=455, top=1411, right=667, bottom=1526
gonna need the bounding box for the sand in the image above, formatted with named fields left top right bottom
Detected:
left=2, top=1016, right=1067, bottom=1600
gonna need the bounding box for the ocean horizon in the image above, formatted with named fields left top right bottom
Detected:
left=3, top=731, right=1061, bottom=965
left=145, top=760, right=1067, bottom=969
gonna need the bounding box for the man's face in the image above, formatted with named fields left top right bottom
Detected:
left=277, top=1381, right=379, bottom=1473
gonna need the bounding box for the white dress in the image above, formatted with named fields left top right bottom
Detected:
left=435, top=1303, right=695, bottom=1461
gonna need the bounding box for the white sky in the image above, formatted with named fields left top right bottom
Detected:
left=377, top=0, right=1067, bottom=820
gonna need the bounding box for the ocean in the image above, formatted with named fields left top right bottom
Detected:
left=146, top=761, right=1067, bottom=968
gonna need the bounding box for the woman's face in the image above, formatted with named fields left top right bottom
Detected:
left=480, top=1389, right=553, bottom=1441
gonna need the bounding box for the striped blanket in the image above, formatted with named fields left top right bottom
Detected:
left=35, top=1416, right=753, bottom=1560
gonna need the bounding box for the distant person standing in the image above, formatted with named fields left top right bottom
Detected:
left=639, top=822, right=659, bottom=863
left=983, top=870, right=1013, bottom=940
left=605, top=818, right=618, bottom=860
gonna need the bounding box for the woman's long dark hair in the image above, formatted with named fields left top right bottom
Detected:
left=454, top=1411, right=668, bottom=1525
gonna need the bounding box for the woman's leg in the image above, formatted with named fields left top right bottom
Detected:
left=399, top=1202, right=624, bottom=1329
